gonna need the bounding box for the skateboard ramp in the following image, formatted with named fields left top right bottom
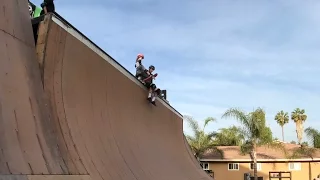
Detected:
left=0, top=0, right=211, bottom=180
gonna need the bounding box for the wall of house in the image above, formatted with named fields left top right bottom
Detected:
left=204, top=161, right=320, bottom=180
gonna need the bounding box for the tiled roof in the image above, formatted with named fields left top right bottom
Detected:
left=201, top=143, right=320, bottom=160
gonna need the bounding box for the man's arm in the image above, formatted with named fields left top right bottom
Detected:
left=43, top=6, right=47, bottom=13
left=40, top=2, right=47, bottom=13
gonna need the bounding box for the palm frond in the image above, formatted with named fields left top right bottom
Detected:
left=304, top=127, right=319, bottom=135
left=185, top=135, right=196, bottom=143
left=291, top=108, right=307, bottom=123
left=290, top=146, right=317, bottom=159
left=305, top=127, right=320, bottom=142
left=207, top=131, right=218, bottom=139
left=184, top=115, right=201, bottom=139
left=184, top=115, right=200, bottom=131
left=222, top=108, right=250, bottom=131
left=214, top=126, right=246, bottom=146
left=184, top=115, right=220, bottom=158
left=239, top=127, right=251, bottom=139
left=203, top=117, right=216, bottom=130
left=274, top=110, right=289, bottom=126
left=264, top=141, right=289, bottom=158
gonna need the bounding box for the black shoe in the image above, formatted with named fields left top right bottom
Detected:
left=151, top=101, right=156, bottom=106
left=147, top=97, right=152, bottom=102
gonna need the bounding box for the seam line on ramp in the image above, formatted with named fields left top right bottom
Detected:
left=0, top=29, right=34, bottom=48
left=56, top=30, right=89, bottom=174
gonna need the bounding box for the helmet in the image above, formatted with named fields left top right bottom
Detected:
left=149, top=65, right=155, bottom=70
left=137, top=54, right=144, bottom=59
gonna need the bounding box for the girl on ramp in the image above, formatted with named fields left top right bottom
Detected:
left=135, top=54, right=145, bottom=81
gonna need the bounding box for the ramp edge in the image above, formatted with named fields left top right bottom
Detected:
left=50, top=14, right=183, bottom=119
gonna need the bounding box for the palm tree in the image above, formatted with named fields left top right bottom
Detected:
left=222, top=107, right=285, bottom=180
left=214, top=126, right=245, bottom=146
left=305, top=127, right=320, bottom=148
left=274, top=110, right=289, bottom=142
left=291, top=108, right=307, bottom=145
left=184, top=115, right=223, bottom=160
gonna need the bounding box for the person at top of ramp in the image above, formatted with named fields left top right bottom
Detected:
left=28, top=1, right=36, bottom=18
left=135, top=53, right=145, bottom=81
left=40, top=0, right=55, bottom=15
left=140, top=65, right=161, bottom=106
left=28, top=1, right=43, bottom=18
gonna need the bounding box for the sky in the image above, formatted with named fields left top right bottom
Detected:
left=32, top=0, right=320, bottom=143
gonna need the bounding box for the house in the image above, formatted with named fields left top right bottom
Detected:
left=199, top=143, right=320, bottom=180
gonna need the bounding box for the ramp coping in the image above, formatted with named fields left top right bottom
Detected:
left=50, top=14, right=183, bottom=118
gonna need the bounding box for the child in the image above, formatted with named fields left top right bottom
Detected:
left=141, top=65, right=161, bottom=106
left=135, top=54, right=145, bottom=81
left=135, top=54, right=144, bottom=68
left=28, top=1, right=35, bottom=18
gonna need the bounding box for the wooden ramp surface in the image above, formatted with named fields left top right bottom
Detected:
left=0, top=0, right=210, bottom=180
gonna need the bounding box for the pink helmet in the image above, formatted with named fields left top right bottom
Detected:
left=137, top=54, right=144, bottom=59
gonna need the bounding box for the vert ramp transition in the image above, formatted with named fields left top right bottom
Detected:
left=0, top=1, right=210, bottom=180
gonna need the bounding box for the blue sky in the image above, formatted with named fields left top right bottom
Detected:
left=32, top=0, right=320, bottom=143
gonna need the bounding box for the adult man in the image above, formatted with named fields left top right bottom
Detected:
left=40, top=0, right=55, bottom=15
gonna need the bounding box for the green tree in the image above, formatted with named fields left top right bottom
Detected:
left=291, top=108, right=307, bottom=144
left=184, top=115, right=223, bottom=160
left=260, top=126, right=273, bottom=144
left=274, top=110, right=289, bottom=142
left=305, top=127, right=320, bottom=148
left=222, top=107, right=285, bottom=180
left=214, top=126, right=245, bottom=146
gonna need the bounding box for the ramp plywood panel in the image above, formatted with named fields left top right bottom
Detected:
left=0, top=0, right=83, bottom=176
left=41, top=18, right=212, bottom=180
left=0, top=28, right=45, bottom=175
left=0, top=0, right=34, bottom=46
left=41, top=18, right=86, bottom=175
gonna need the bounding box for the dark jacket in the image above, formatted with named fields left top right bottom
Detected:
left=40, top=0, right=55, bottom=15
left=141, top=70, right=154, bottom=84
